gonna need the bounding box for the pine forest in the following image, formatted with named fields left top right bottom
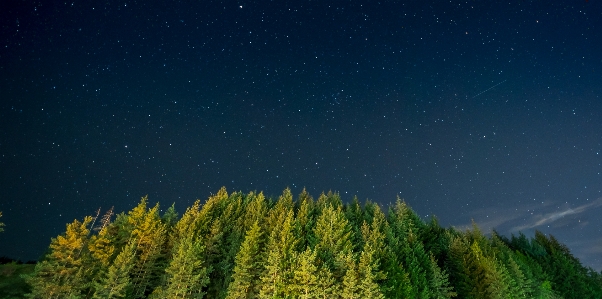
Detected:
left=22, top=187, right=602, bottom=298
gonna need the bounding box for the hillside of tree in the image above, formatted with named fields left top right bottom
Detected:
left=23, top=187, right=602, bottom=298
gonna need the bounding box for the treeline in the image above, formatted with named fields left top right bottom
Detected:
left=23, top=187, right=602, bottom=298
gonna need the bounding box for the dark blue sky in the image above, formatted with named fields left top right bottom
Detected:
left=1, top=0, right=601, bottom=270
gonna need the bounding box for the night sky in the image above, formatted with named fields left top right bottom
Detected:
left=1, top=1, right=601, bottom=270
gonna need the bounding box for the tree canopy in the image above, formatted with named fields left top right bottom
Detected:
left=23, top=188, right=602, bottom=299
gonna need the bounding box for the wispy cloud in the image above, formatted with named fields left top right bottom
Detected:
left=511, top=198, right=602, bottom=232
left=452, top=197, right=602, bottom=233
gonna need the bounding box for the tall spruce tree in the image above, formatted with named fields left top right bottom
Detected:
left=357, top=249, right=385, bottom=299
left=291, top=248, right=321, bottom=299
left=295, top=188, right=316, bottom=250
left=313, top=203, right=353, bottom=280
left=428, top=255, right=457, bottom=299
left=154, top=236, right=210, bottom=299
left=129, top=199, right=167, bottom=298
left=259, top=209, right=298, bottom=298
left=161, top=203, right=179, bottom=228
left=344, top=196, right=365, bottom=252
left=25, top=217, right=93, bottom=299
left=204, top=191, right=246, bottom=299
left=340, top=252, right=360, bottom=299
left=225, top=221, right=265, bottom=299
left=152, top=200, right=211, bottom=299
left=86, top=225, right=117, bottom=296
left=92, top=240, right=137, bottom=299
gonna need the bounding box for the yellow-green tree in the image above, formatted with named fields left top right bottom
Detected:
left=225, top=221, right=265, bottom=299
left=25, top=217, right=93, bottom=298
left=152, top=200, right=211, bottom=299
left=127, top=196, right=168, bottom=298
left=92, top=240, right=137, bottom=299
left=258, top=209, right=298, bottom=298
left=290, top=248, right=321, bottom=298
left=313, top=203, right=353, bottom=280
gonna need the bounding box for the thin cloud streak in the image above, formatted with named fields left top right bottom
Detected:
left=512, top=198, right=602, bottom=232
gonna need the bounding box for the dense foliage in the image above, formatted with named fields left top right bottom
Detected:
left=23, top=188, right=602, bottom=298
left=0, top=262, right=34, bottom=299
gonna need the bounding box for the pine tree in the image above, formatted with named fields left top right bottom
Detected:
left=92, top=240, right=137, bottom=299
left=129, top=200, right=167, bottom=298
left=361, top=207, right=387, bottom=281
left=381, top=219, right=414, bottom=299
left=344, top=196, right=365, bottom=252
left=89, top=226, right=116, bottom=266
left=86, top=225, right=117, bottom=296
left=161, top=203, right=179, bottom=228
left=315, top=191, right=343, bottom=212
left=314, top=264, right=339, bottom=299
left=167, top=200, right=200, bottom=250
left=158, top=236, right=210, bottom=298
left=422, top=217, right=449, bottom=265
left=291, top=248, right=321, bottom=299
left=340, top=253, right=360, bottom=299
left=198, top=218, right=228, bottom=299
left=381, top=252, right=414, bottom=299
left=243, top=191, right=268, bottom=230
left=211, top=190, right=261, bottom=296
left=154, top=201, right=211, bottom=299
left=387, top=200, right=431, bottom=298
left=428, top=255, right=456, bottom=299
left=259, top=209, right=298, bottom=298
left=295, top=188, right=316, bottom=250
left=266, top=188, right=294, bottom=228
left=225, top=221, right=265, bottom=299
left=446, top=233, right=476, bottom=299
left=25, top=217, right=93, bottom=299
left=357, top=250, right=385, bottom=299
left=313, top=203, right=353, bottom=279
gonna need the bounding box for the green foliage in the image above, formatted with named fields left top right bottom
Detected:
left=24, top=187, right=602, bottom=299
left=258, top=208, right=299, bottom=298
left=313, top=203, right=353, bottom=278
left=0, top=263, right=34, bottom=298
left=92, top=240, right=137, bottom=299
left=290, top=247, right=322, bottom=298
left=161, top=203, right=179, bottom=228
left=225, top=221, right=265, bottom=299
left=154, top=236, right=209, bottom=299
left=24, top=216, right=93, bottom=298
left=129, top=199, right=168, bottom=299
left=152, top=201, right=211, bottom=299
